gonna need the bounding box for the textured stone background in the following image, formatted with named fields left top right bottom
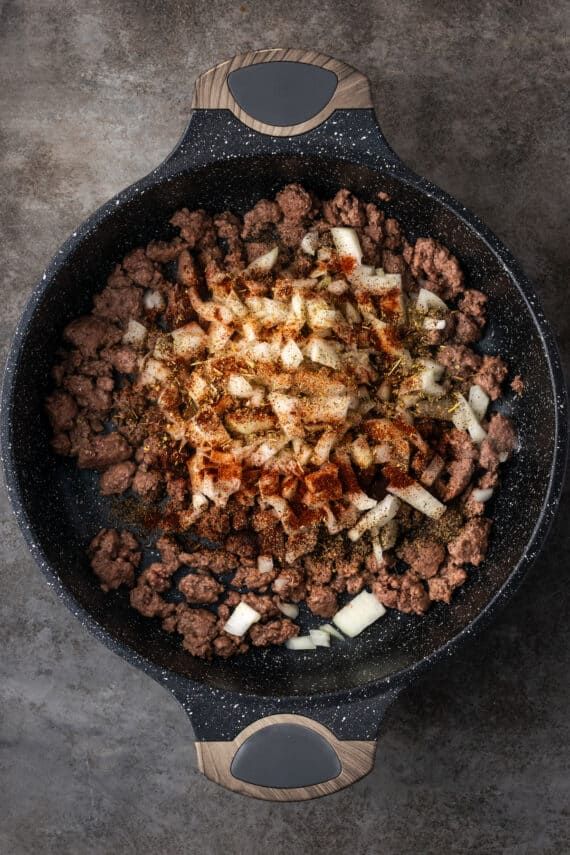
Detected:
left=1, top=1, right=569, bottom=853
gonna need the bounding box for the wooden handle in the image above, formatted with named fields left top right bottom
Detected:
left=191, top=48, right=372, bottom=137
left=195, top=713, right=376, bottom=801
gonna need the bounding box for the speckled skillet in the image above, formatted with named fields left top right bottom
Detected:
left=1, top=49, right=567, bottom=801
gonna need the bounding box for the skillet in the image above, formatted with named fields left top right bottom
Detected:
left=1, top=49, right=567, bottom=800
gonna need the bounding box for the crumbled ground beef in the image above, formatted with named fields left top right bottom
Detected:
left=50, top=184, right=518, bottom=659
left=88, top=528, right=140, bottom=592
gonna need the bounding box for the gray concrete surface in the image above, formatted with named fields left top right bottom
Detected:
left=1, top=1, right=569, bottom=853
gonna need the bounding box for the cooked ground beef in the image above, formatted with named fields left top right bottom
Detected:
left=47, top=184, right=519, bottom=659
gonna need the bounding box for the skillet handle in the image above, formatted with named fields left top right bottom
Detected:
left=194, top=713, right=376, bottom=801
left=191, top=48, right=372, bottom=137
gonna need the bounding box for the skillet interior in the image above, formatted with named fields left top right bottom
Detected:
left=5, top=154, right=558, bottom=697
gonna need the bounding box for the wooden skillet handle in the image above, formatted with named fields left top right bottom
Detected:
left=191, top=48, right=372, bottom=137
left=195, top=713, right=376, bottom=801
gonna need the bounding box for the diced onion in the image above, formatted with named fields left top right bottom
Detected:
left=333, top=590, right=386, bottom=638
left=423, top=318, right=446, bottom=330
left=192, top=492, right=209, bottom=512
left=468, top=384, right=490, bottom=422
left=416, top=288, right=448, bottom=314
left=277, top=601, right=299, bottom=619
left=143, top=289, right=165, bottom=310
left=371, top=537, right=383, bottom=564
left=306, top=299, right=338, bottom=331
left=246, top=296, right=289, bottom=327
left=300, top=232, right=318, bottom=255
left=140, top=357, right=170, bottom=386
left=257, top=555, right=274, bottom=573
left=171, top=322, right=208, bottom=359
left=350, top=268, right=402, bottom=292
left=472, top=487, right=494, bottom=503
left=286, top=636, right=317, bottom=651
left=247, top=246, right=278, bottom=272
left=327, top=279, right=349, bottom=295
left=330, top=227, right=363, bottom=265
left=309, top=629, right=331, bottom=647
left=419, top=359, right=446, bottom=397
left=319, top=623, right=344, bottom=640
left=281, top=339, right=304, bottom=369
left=227, top=374, right=254, bottom=398
left=312, top=429, right=338, bottom=466
left=348, top=494, right=400, bottom=541
left=122, top=319, right=147, bottom=347
left=386, top=478, right=446, bottom=520
left=451, top=393, right=488, bottom=443
left=248, top=436, right=289, bottom=467
left=350, top=436, right=374, bottom=469
left=269, top=393, right=304, bottom=438
left=305, top=337, right=340, bottom=369
left=223, top=602, right=261, bottom=637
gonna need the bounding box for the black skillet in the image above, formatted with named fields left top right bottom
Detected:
left=1, top=49, right=567, bottom=801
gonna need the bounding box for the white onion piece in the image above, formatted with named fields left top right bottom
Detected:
left=257, top=555, right=274, bottom=573
left=472, top=487, right=494, bottom=503
left=223, top=602, right=261, bottom=637
left=277, top=601, right=299, bottom=619
left=451, top=393, right=488, bottom=443
left=330, top=227, right=363, bottom=265
left=419, top=360, right=446, bottom=397
left=143, top=289, right=165, bottom=310
left=309, top=629, right=331, bottom=648
left=350, top=436, right=373, bottom=469
left=499, top=451, right=509, bottom=463
left=372, top=537, right=383, bottom=564
left=247, top=246, right=279, bottom=272
left=300, top=232, right=318, bottom=255
left=319, top=623, right=344, bottom=640
left=468, top=384, right=490, bottom=422
left=250, top=386, right=265, bottom=407
left=192, top=492, right=209, bottom=512
left=122, top=319, right=147, bottom=348
left=227, top=373, right=254, bottom=398
left=306, top=299, right=338, bottom=331
left=140, top=357, right=170, bottom=386
left=350, top=268, right=402, bottom=292
left=416, top=288, right=448, bottom=314
left=348, top=495, right=400, bottom=541
left=328, top=279, right=349, bottom=295
left=386, top=478, right=446, bottom=520
left=248, top=341, right=280, bottom=362
left=269, top=393, right=304, bottom=438
left=301, top=394, right=351, bottom=424
left=333, top=591, right=386, bottom=638
left=285, top=636, right=317, bottom=651
left=281, top=339, right=304, bottom=369
left=208, top=322, right=233, bottom=352
left=350, top=492, right=379, bottom=512
left=171, top=322, right=208, bottom=359
left=311, top=429, right=338, bottom=466
left=380, top=518, right=398, bottom=550
left=246, top=296, right=288, bottom=327
left=422, top=318, right=446, bottom=330
left=248, top=436, right=289, bottom=467
left=305, top=337, right=340, bottom=369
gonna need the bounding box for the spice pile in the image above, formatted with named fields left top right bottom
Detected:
left=46, top=184, right=520, bottom=658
